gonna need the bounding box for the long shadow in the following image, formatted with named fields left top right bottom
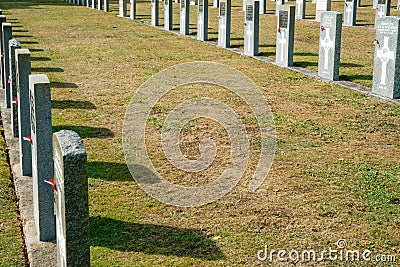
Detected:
left=51, top=99, right=96, bottom=109
left=136, top=15, right=151, bottom=19
left=32, top=67, right=64, bottom=72
left=88, top=161, right=132, bottom=181
left=31, top=56, right=51, bottom=61
left=28, top=48, right=44, bottom=52
left=50, top=82, right=78, bottom=88
left=339, top=74, right=372, bottom=81
left=259, top=43, right=275, bottom=48
left=23, top=41, right=39, bottom=44
left=294, top=61, right=318, bottom=67
left=258, top=51, right=274, bottom=57
left=294, top=52, right=318, bottom=57
left=90, top=216, right=225, bottom=260
left=12, top=29, right=29, bottom=33
left=341, top=62, right=364, bottom=68
left=13, top=34, right=33, bottom=38
left=52, top=125, right=114, bottom=138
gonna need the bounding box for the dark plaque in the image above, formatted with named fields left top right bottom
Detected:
left=165, top=0, right=168, bottom=5
left=181, top=0, right=185, bottom=8
left=279, top=10, right=288, bottom=28
left=246, top=5, right=253, bottom=21
left=345, top=0, right=352, bottom=2
left=378, top=0, right=385, bottom=4
left=199, top=0, right=204, bottom=13
left=220, top=2, right=226, bottom=16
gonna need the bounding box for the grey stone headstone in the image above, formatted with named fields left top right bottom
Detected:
left=130, top=0, right=136, bottom=19
left=218, top=0, right=231, bottom=48
left=198, top=0, right=209, bottom=41
left=344, top=0, right=357, bottom=26
left=315, top=0, right=331, bottom=22
left=372, top=16, right=400, bottom=99
left=276, top=0, right=285, bottom=16
left=30, top=74, right=55, bottom=241
left=164, top=0, right=173, bottom=30
left=213, top=0, right=219, bottom=8
left=53, top=130, right=89, bottom=267
left=91, top=0, right=96, bottom=9
left=373, top=0, right=378, bottom=8
left=180, top=0, right=190, bottom=35
left=0, top=15, right=6, bottom=89
left=119, top=0, right=127, bottom=16
left=244, top=0, right=259, bottom=56
left=16, top=49, right=32, bottom=177
left=151, top=0, right=160, bottom=26
left=259, top=0, right=267, bottom=14
left=9, top=39, right=21, bottom=137
left=276, top=5, right=295, bottom=67
left=375, top=0, right=390, bottom=27
left=318, top=11, right=342, bottom=81
left=295, top=0, right=306, bottom=19
left=2, top=23, right=12, bottom=108
left=104, top=0, right=109, bottom=11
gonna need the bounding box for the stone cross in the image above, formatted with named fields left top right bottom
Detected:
left=318, top=11, right=342, bottom=81
left=9, top=39, right=21, bottom=138
left=2, top=23, right=12, bottom=108
left=218, top=0, right=231, bottom=48
left=119, top=0, right=127, bottom=17
left=16, top=49, right=32, bottom=177
left=372, top=16, right=400, bottom=99
left=244, top=1, right=259, bottom=56
left=275, top=5, right=295, bottom=67
left=30, top=74, right=55, bottom=242
left=53, top=130, right=89, bottom=267
left=197, top=0, right=209, bottom=41
left=164, top=0, right=173, bottom=30
left=180, top=0, right=190, bottom=35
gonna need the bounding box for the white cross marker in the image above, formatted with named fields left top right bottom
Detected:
left=246, top=29, right=253, bottom=52
left=320, top=28, right=335, bottom=70
left=377, top=6, right=385, bottom=18
left=278, top=31, right=287, bottom=62
left=376, top=36, right=395, bottom=85
left=345, top=3, right=352, bottom=24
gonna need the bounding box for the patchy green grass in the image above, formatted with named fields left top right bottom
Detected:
left=0, top=0, right=399, bottom=266
left=0, top=126, right=25, bottom=267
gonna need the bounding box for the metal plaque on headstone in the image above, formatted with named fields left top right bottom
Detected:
left=244, top=1, right=259, bottom=56
left=295, top=0, right=306, bottom=20
left=30, top=74, right=55, bottom=241
left=9, top=39, right=21, bottom=137
left=164, top=0, right=173, bottom=30
left=276, top=5, right=295, bottom=67
left=180, top=0, right=190, bottom=35
left=372, top=16, right=400, bottom=99
left=198, top=0, right=209, bottom=41
left=344, top=0, right=357, bottom=26
left=53, top=130, right=89, bottom=267
left=218, top=0, right=231, bottom=48
left=2, top=23, right=12, bottom=108
left=318, top=11, right=342, bottom=81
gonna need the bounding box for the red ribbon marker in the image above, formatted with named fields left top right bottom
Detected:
left=320, top=25, right=325, bottom=31
left=44, top=179, right=57, bottom=192
left=12, top=98, right=18, bottom=107
left=373, top=39, right=379, bottom=45
left=1, top=52, right=4, bottom=58
left=23, top=136, right=32, bottom=144
left=8, top=77, right=11, bottom=84
left=278, top=27, right=281, bottom=33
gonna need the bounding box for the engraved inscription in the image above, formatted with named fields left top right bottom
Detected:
left=279, top=11, right=288, bottom=28
left=378, top=0, right=385, bottom=4
left=199, top=0, right=204, bottom=13
left=220, top=2, right=226, bottom=16
left=246, top=5, right=253, bottom=21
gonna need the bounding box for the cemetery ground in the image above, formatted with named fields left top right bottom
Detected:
left=0, top=0, right=400, bottom=266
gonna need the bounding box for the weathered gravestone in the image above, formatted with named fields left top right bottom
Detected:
left=259, top=0, right=267, bottom=14
left=318, top=11, right=342, bottom=81
left=119, top=0, right=127, bottom=17
left=198, top=0, right=209, bottom=41
left=30, top=74, right=55, bottom=241
left=276, top=0, right=285, bottom=16
left=16, top=49, right=32, bottom=177
left=164, top=0, right=173, bottom=30
left=295, top=0, right=306, bottom=20
left=151, top=0, right=160, bottom=26
left=372, top=16, right=400, bottom=99
left=276, top=5, right=295, bottom=67
left=218, top=0, right=231, bottom=48
left=315, top=0, right=331, bottom=22
left=0, top=15, right=6, bottom=89
left=180, top=0, right=190, bottom=35
left=53, top=130, right=89, bottom=267
left=244, top=0, right=259, bottom=56
left=2, top=23, right=12, bottom=108
left=9, top=39, right=21, bottom=137
left=344, top=0, right=357, bottom=26
left=130, top=0, right=136, bottom=19
left=375, top=0, right=390, bottom=27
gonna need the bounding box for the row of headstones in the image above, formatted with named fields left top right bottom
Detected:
left=117, top=0, right=399, bottom=99
left=65, top=0, right=110, bottom=12
left=0, top=12, right=90, bottom=267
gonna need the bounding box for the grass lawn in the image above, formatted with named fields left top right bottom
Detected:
left=0, top=0, right=399, bottom=266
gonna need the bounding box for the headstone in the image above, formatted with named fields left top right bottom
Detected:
left=16, top=49, right=32, bottom=177
left=180, top=0, right=190, bottom=35
left=312, top=0, right=316, bottom=4
left=373, top=0, right=378, bottom=8
left=9, top=39, right=21, bottom=137
left=2, top=23, right=12, bottom=108
left=198, top=0, right=209, bottom=41
left=97, top=0, right=103, bottom=10
left=259, top=0, right=267, bottom=14
left=130, top=0, right=136, bottom=19
left=53, top=130, right=89, bottom=267
left=104, top=0, right=109, bottom=11
left=0, top=15, right=6, bottom=90
left=318, top=11, right=342, bottom=81
left=276, top=0, right=285, bottom=16
left=372, top=16, right=400, bottom=99
left=315, top=0, right=331, bottom=22
left=244, top=0, right=259, bottom=56
left=357, top=0, right=361, bottom=7
left=214, top=0, right=219, bottom=7
left=398, top=0, right=400, bottom=10
left=151, top=0, right=160, bottom=26
left=119, top=0, right=127, bottom=17
left=295, top=0, right=306, bottom=19
left=218, top=0, right=231, bottom=48
left=375, top=0, right=390, bottom=27
left=276, top=5, right=295, bottom=66
left=30, top=74, right=55, bottom=241
left=164, top=0, right=173, bottom=30
left=344, top=0, right=357, bottom=26
left=91, top=0, right=96, bottom=9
